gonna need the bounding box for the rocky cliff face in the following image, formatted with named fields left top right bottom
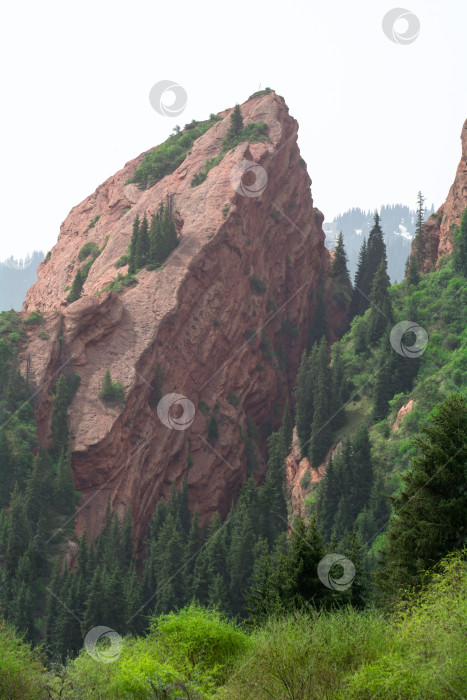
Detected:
left=413, top=118, right=467, bottom=271
left=21, top=91, right=343, bottom=545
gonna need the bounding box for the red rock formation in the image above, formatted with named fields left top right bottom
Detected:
left=410, top=118, right=467, bottom=271
left=21, top=91, right=344, bottom=545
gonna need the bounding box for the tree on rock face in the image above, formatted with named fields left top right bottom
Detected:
left=226, top=104, right=244, bottom=142
left=453, top=206, right=467, bottom=276
left=376, top=394, right=467, bottom=597
left=49, top=375, right=70, bottom=457
left=128, top=214, right=141, bottom=274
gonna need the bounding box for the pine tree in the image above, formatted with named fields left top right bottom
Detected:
left=294, top=350, right=314, bottom=452
left=308, top=287, right=328, bottom=348
left=67, top=268, right=84, bottom=304
left=365, top=212, right=387, bottom=287
left=280, top=399, right=293, bottom=451
left=331, top=232, right=352, bottom=309
left=49, top=375, right=70, bottom=457
left=5, top=484, right=30, bottom=576
left=349, top=238, right=368, bottom=318
left=136, top=213, right=150, bottom=268
left=55, top=448, right=77, bottom=513
left=453, top=206, right=467, bottom=276
left=330, top=343, right=348, bottom=431
left=308, top=337, right=332, bottom=466
left=366, top=259, right=394, bottom=344
left=316, top=454, right=340, bottom=538
left=376, top=394, right=467, bottom=597
left=350, top=426, right=373, bottom=515
left=407, top=251, right=420, bottom=286
left=225, top=104, right=244, bottom=143
left=128, top=214, right=141, bottom=274
left=99, top=369, right=113, bottom=402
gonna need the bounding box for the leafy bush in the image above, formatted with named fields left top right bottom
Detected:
left=84, top=214, right=101, bottom=233
left=115, top=253, right=129, bottom=268
left=24, top=311, right=45, bottom=325
left=127, top=115, right=222, bottom=190
left=250, top=275, right=266, bottom=295
left=100, top=272, right=137, bottom=294
left=222, top=204, right=230, bottom=218
left=44, top=251, right=51, bottom=263
left=245, top=328, right=257, bottom=343
left=0, top=620, right=48, bottom=699
left=78, top=241, right=99, bottom=261
left=228, top=393, right=241, bottom=407
left=198, top=400, right=209, bottom=415
left=248, top=87, right=271, bottom=99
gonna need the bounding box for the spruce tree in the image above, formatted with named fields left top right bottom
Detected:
left=5, top=484, right=30, bottom=575
left=376, top=394, right=467, bottom=597
left=49, top=375, right=70, bottom=457
left=308, top=287, right=328, bottom=348
left=331, top=231, right=352, bottom=308
left=308, top=337, right=332, bottom=466
left=67, top=268, right=84, bottom=304
left=280, top=399, right=293, bottom=451
left=366, top=259, right=394, bottom=344
left=453, top=206, right=467, bottom=276
left=225, top=104, right=244, bottom=143
left=128, top=214, right=141, bottom=274
left=349, top=238, right=368, bottom=318
left=55, top=448, right=77, bottom=513
left=136, top=213, right=150, bottom=268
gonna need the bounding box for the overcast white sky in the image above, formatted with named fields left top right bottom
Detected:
left=1, top=0, right=466, bottom=260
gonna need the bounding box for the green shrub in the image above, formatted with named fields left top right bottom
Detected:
left=0, top=620, right=48, bottom=699
left=228, top=393, right=241, bottom=407
left=198, top=400, right=209, bottom=415
left=222, top=204, right=230, bottom=218
left=24, top=311, right=45, bottom=325
left=266, top=297, right=278, bottom=313
left=248, top=87, right=271, bottom=99
left=85, top=214, right=101, bottom=233
left=300, top=470, right=311, bottom=489
left=98, top=369, right=125, bottom=406
left=213, top=318, right=221, bottom=328
left=250, top=274, right=266, bottom=295
left=207, top=415, right=219, bottom=443
left=126, top=115, right=222, bottom=190
left=115, top=253, right=129, bottom=268
left=38, top=330, right=49, bottom=340
left=78, top=241, right=99, bottom=261
left=44, top=251, right=51, bottom=263
left=245, top=328, right=257, bottom=343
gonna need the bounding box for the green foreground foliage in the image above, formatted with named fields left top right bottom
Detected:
left=2, top=551, right=465, bottom=698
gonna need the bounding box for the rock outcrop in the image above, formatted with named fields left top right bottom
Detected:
left=411, top=118, right=467, bottom=271
left=21, top=91, right=343, bottom=545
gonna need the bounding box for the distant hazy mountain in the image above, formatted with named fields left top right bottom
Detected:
left=324, top=203, right=435, bottom=283
left=0, top=251, right=44, bottom=311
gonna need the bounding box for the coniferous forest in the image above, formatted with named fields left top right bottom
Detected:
left=0, top=96, right=467, bottom=698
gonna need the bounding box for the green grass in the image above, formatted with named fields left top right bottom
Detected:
left=126, top=115, right=222, bottom=190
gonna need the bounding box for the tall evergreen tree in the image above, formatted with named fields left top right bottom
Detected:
left=280, top=399, right=293, bottom=451
left=366, top=259, right=394, bottom=344
left=376, top=394, right=467, bottom=598
left=49, top=375, right=70, bottom=457
left=225, top=104, right=244, bottom=142
left=136, top=213, right=150, bottom=268
left=308, top=337, right=332, bottom=466
left=349, top=238, right=368, bottom=318
left=331, top=231, right=352, bottom=309
left=128, top=214, right=141, bottom=274
left=453, top=206, right=467, bottom=276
